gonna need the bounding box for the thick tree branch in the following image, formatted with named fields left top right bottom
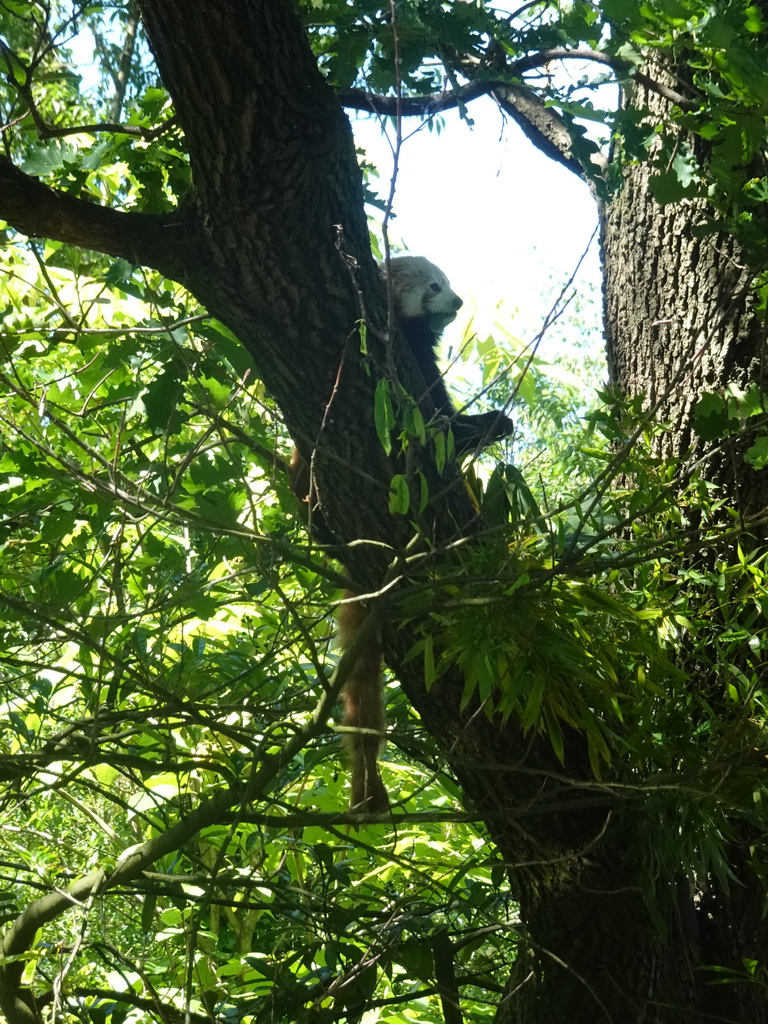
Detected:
left=338, top=45, right=696, bottom=124
left=510, top=47, right=697, bottom=109
left=340, top=78, right=587, bottom=179
left=10, top=116, right=178, bottom=140
left=338, top=78, right=499, bottom=115
left=493, top=85, right=593, bottom=177
left=0, top=155, right=191, bottom=281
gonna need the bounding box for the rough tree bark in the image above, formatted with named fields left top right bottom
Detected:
left=598, top=75, right=768, bottom=1024
left=0, top=3, right=766, bottom=1023
left=602, top=88, right=768, bottom=519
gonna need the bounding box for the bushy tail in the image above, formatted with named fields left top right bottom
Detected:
left=337, top=595, right=390, bottom=813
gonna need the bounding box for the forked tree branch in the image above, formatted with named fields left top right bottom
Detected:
left=340, top=78, right=588, bottom=180
left=338, top=45, right=696, bottom=123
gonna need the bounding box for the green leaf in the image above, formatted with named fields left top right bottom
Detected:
left=142, top=364, right=187, bottom=434
left=648, top=169, right=696, bottom=205
left=22, top=141, right=80, bottom=176
left=423, top=634, right=436, bottom=688
left=198, top=319, right=255, bottom=376
left=388, top=473, right=410, bottom=515
left=745, top=435, right=768, bottom=468
left=692, top=391, right=731, bottom=440
left=521, top=674, right=545, bottom=730
left=374, top=378, right=395, bottom=455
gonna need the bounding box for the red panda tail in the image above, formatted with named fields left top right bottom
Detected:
left=337, top=594, right=390, bottom=813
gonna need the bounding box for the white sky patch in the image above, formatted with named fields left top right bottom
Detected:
left=351, top=99, right=602, bottom=349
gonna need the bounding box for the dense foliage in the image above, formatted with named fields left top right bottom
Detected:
left=1, top=2, right=768, bottom=1022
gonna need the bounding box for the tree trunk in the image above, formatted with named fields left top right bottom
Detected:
left=596, top=77, right=768, bottom=1023
left=601, top=116, right=768, bottom=519
left=488, top=69, right=768, bottom=1024
left=136, top=0, right=481, bottom=568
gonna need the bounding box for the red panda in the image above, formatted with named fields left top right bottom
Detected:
left=292, top=256, right=513, bottom=812
left=385, top=257, right=513, bottom=452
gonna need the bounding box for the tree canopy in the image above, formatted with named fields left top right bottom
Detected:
left=1, top=2, right=768, bottom=1023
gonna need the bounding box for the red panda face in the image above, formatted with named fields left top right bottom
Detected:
left=383, top=256, right=464, bottom=324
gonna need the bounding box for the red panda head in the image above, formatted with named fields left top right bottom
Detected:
left=383, top=256, right=463, bottom=329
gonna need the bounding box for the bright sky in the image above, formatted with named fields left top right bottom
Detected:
left=351, top=100, right=602, bottom=350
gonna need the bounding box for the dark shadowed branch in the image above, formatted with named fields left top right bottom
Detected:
left=0, top=155, right=191, bottom=281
